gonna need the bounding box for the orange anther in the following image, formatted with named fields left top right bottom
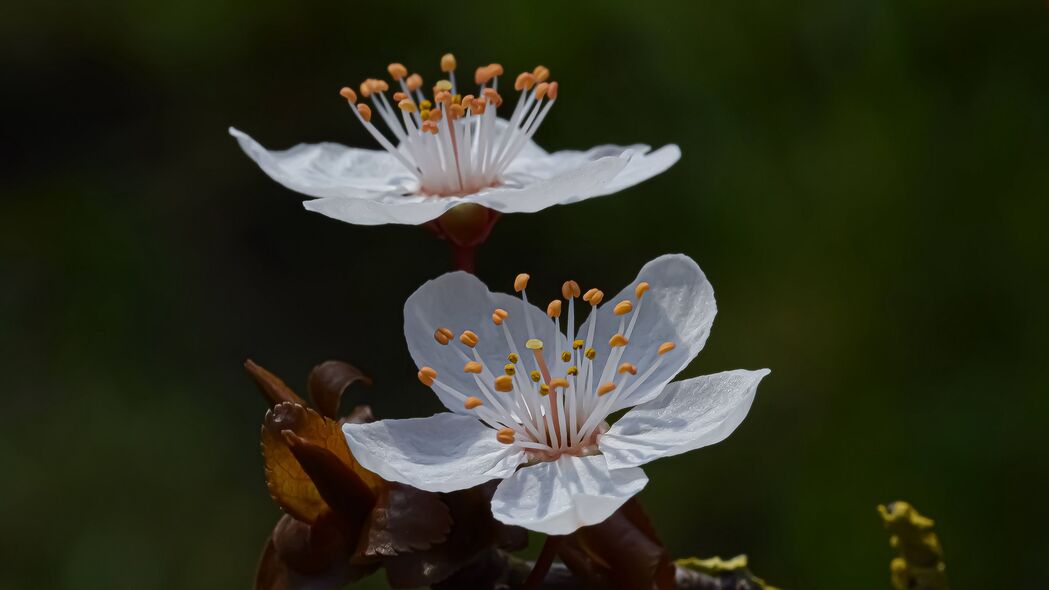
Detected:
left=418, top=367, right=437, bottom=387
left=482, top=87, right=503, bottom=106
left=387, top=63, right=408, bottom=80
left=562, top=280, right=581, bottom=299
left=339, top=87, right=357, bottom=103
left=359, top=81, right=372, bottom=98
left=494, top=375, right=514, bottom=393
left=514, top=273, right=530, bottom=292
left=440, top=53, right=457, bottom=72
left=421, top=120, right=438, bottom=134
left=357, top=103, right=372, bottom=122
left=496, top=427, right=516, bottom=444
left=372, top=79, right=389, bottom=93
left=583, top=288, right=604, bottom=306
left=635, top=282, right=650, bottom=298
left=488, top=63, right=504, bottom=77
left=464, top=361, right=482, bottom=374
left=434, top=327, right=454, bottom=345
left=658, top=342, right=676, bottom=355
left=393, top=91, right=408, bottom=102
left=533, top=65, right=550, bottom=82
left=464, top=396, right=483, bottom=410
left=427, top=109, right=442, bottom=122
left=534, top=82, right=550, bottom=100
left=547, top=300, right=562, bottom=318
left=449, top=104, right=465, bottom=118
left=460, top=330, right=479, bottom=348
left=613, top=300, right=633, bottom=316
left=546, top=81, right=558, bottom=100
left=514, top=72, right=536, bottom=91
left=406, top=73, right=423, bottom=91
left=492, top=308, right=509, bottom=325
left=618, top=362, right=638, bottom=376
left=434, top=90, right=452, bottom=105
left=609, top=334, right=629, bottom=347
left=597, top=382, right=617, bottom=396
left=470, top=101, right=486, bottom=115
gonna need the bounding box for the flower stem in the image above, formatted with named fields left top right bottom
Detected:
left=522, top=535, right=563, bottom=590
left=451, top=243, right=476, bottom=273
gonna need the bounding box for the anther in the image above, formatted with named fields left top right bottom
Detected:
left=474, top=66, right=492, bottom=85
left=583, top=288, right=604, bottom=306
left=418, top=367, right=437, bottom=387
left=488, top=63, right=504, bottom=77
left=547, top=300, right=562, bottom=318
left=562, top=280, right=581, bottom=299
left=534, top=82, right=550, bottom=100
left=420, top=109, right=431, bottom=121
left=434, top=90, right=452, bottom=105
left=464, top=361, right=482, bottom=374
left=460, top=330, right=479, bottom=348
left=597, top=382, right=617, bottom=396
left=561, top=351, right=572, bottom=362
left=435, top=80, right=453, bottom=93
left=406, top=73, right=423, bottom=91
left=547, top=81, right=558, bottom=100
left=533, top=65, right=550, bottom=82
left=420, top=99, right=433, bottom=110
left=515, top=72, right=536, bottom=91
left=539, top=383, right=550, bottom=396
left=567, top=366, right=579, bottom=375
left=550, top=378, right=568, bottom=390
left=339, top=87, right=357, bottom=103
left=393, top=91, right=408, bottom=102
left=618, top=362, right=638, bottom=376
left=449, top=103, right=465, bottom=118
left=494, top=375, right=514, bottom=392
left=635, top=282, right=650, bottom=298
left=609, top=334, right=629, bottom=347
left=508, top=352, right=519, bottom=363
left=585, top=348, right=596, bottom=360
left=428, top=109, right=442, bottom=122
left=514, top=273, right=530, bottom=292
left=398, top=99, right=417, bottom=112
left=357, top=103, right=372, bottom=122
left=464, top=396, right=483, bottom=410
left=530, top=370, right=541, bottom=382
left=504, top=363, right=516, bottom=376
left=658, top=342, right=676, bottom=355
left=371, top=79, right=390, bottom=93
left=434, top=327, right=454, bottom=345
left=483, top=87, right=503, bottom=107
left=359, top=81, right=372, bottom=98
left=441, top=53, right=457, bottom=72
left=387, top=63, right=408, bottom=80
left=614, top=300, right=633, bottom=316
left=573, top=339, right=584, bottom=350
left=496, top=427, right=516, bottom=444
left=526, top=339, right=544, bottom=351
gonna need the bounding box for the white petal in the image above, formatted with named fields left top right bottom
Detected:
left=600, top=369, right=769, bottom=469
left=342, top=413, right=525, bottom=493
left=404, top=271, right=568, bottom=415
left=468, top=155, right=629, bottom=214
left=490, top=451, right=646, bottom=535
left=490, top=454, right=648, bottom=535
left=585, top=144, right=681, bottom=199
left=578, top=254, right=716, bottom=412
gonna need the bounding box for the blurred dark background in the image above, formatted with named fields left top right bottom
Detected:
left=3, top=0, right=1048, bottom=588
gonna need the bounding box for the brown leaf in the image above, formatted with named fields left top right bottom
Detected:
left=362, top=483, right=451, bottom=557
left=271, top=514, right=348, bottom=575
left=261, top=402, right=382, bottom=523
left=308, top=360, right=372, bottom=419
left=247, top=359, right=307, bottom=408
left=284, top=431, right=375, bottom=539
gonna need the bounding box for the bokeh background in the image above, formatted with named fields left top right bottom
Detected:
left=3, top=0, right=1048, bottom=588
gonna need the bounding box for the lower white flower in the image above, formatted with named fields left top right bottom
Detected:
left=343, top=254, right=769, bottom=535
left=230, top=54, right=680, bottom=226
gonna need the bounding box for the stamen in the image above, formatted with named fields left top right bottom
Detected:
left=504, top=363, right=516, bottom=376
left=460, top=330, right=479, bottom=348
left=585, top=347, right=596, bottom=360
left=597, top=382, right=616, bottom=396
left=613, top=300, right=634, bottom=316
left=567, top=366, right=578, bottom=375
left=533, top=65, right=550, bottom=82
left=547, top=300, right=562, bottom=318
left=398, top=99, right=417, bottom=112
left=550, top=378, right=569, bottom=390
left=440, top=53, right=457, bottom=72
left=464, top=361, right=483, bottom=374
left=508, top=352, right=519, bottom=363
left=609, top=334, right=629, bottom=347
left=357, top=103, right=372, bottom=122
left=658, top=342, right=676, bottom=355
left=492, top=308, right=509, bottom=325
left=572, top=339, right=584, bottom=350
left=464, top=396, right=483, bottom=409
left=406, top=73, right=423, bottom=91
left=635, top=282, right=650, bottom=298
left=562, top=280, right=581, bottom=299
left=387, top=63, right=408, bottom=80
left=434, top=327, right=454, bottom=345
left=496, top=427, right=516, bottom=444
left=547, top=81, right=558, bottom=100
left=339, top=87, right=357, bottom=102
left=515, top=72, right=536, bottom=91
left=539, top=383, right=550, bottom=396
left=529, top=370, right=541, bottom=382
left=514, top=273, right=530, bottom=292
left=418, top=367, right=437, bottom=386
left=494, top=375, right=514, bottom=392
left=617, top=362, right=638, bottom=375
left=525, top=338, right=543, bottom=350
left=534, top=82, right=550, bottom=100
left=583, top=288, right=604, bottom=306
left=560, top=351, right=572, bottom=362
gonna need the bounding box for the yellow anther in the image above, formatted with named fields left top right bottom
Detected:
left=525, top=339, right=544, bottom=351
left=572, top=339, right=584, bottom=350
left=609, top=334, right=630, bottom=347
left=514, top=273, right=530, bottom=292
left=434, top=327, right=454, bottom=345
left=504, top=363, right=516, bottom=376
left=550, top=378, right=569, bottom=391
left=635, top=282, right=650, bottom=299
left=417, top=367, right=437, bottom=387
left=514, top=72, right=536, bottom=91
left=496, top=427, right=516, bottom=444
left=387, top=63, right=408, bottom=80
left=583, top=288, right=604, bottom=306
left=508, top=352, right=519, bottom=363
left=618, top=362, right=638, bottom=376
left=533, top=65, right=550, bottom=82
left=359, top=81, right=372, bottom=98
left=613, top=300, right=634, bottom=316
left=460, top=330, right=479, bottom=348
left=547, top=81, right=558, bottom=100
left=539, top=383, right=550, bottom=396
left=435, top=79, right=453, bottom=92
left=406, top=73, right=423, bottom=91
left=464, top=361, right=482, bottom=374
left=420, top=99, right=433, bottom=110
left=561, top=351, right=572, bottom=362
left=339, top=87, right=357, bottom=103
left=464, top=396, right=483, bottom=410
left=452, top=93, right=462, bottom=104
left=530, top=370, right=541, bottom=382
left=547, top=300, right=562, bottom=318
left=494, top=375, right=514, bottom=392
left=658, top=342, right=676, bottom=355
left=419, top=108, right=430, bottom=121
left=597, top=382, right=617, bottom=396
left=440, top=53, right=457, bottom=72
left=398, top=99, right=417, bottom=113
left=483, top=87, right=503, bottom=106
left=567, top=366, right=579, bottom=375
left=357, top=103, right=372, bottom=122
left=562, top=280, right=581, bottom=299
left=534, top=82, right=550, bottom=100
left=585, top=347, right=596, bottom=360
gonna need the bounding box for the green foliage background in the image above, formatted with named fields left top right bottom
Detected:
left=2, top=0, right=1048, bottom=588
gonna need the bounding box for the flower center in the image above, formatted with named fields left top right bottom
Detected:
left=338, top=54, right=558, bottom=197
left=417, top=274, right=676, bottom=461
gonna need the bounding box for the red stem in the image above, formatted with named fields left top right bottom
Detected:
left=523, top=535, right=563, bottom=590
left=451, top=243, right=476, bottom=273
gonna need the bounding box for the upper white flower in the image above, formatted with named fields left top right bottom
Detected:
left=342, top=254, right=769, bottom=534
left=230, top=55, right=680, bottom=226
